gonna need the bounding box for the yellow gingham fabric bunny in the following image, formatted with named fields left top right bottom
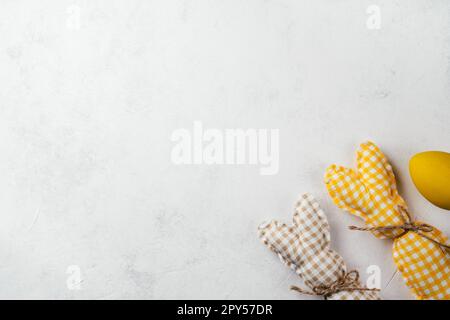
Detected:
left=324, top=141, right=450, bottom=300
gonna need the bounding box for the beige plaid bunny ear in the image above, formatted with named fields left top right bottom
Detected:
left=292, top=194, right=347, bottom=289
left=257, top=193, right=331, bottom=275
left=258, top=219, right=303, bottom=274
left=293, top=193, right=331, bottom=255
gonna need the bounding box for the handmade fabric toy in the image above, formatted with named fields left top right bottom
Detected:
left=258, top=193, right=380, bottom=300
left=325, top=141, right=450, bottom=300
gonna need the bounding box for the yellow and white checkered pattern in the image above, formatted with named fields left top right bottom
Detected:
left=324, top=141, right=450, bottom=300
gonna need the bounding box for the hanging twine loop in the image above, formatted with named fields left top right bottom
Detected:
left=290, top=270, right=379, bottom=299
left=348, top=206, right=450, bottom=252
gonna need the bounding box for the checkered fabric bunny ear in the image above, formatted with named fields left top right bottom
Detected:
left=258, top=218, right=303, bottom=274
left=325, top=142, right=407, bottom=239
left=324, top=141, right=450, bottom=300
left=293, top=194, right=331, bottom=254
left=258, top=193, right=380, bottom=300
left=292, top=194, right=347, bottom=289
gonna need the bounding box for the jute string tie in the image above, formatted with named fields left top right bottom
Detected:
left=290, top=270, right=379, bottom=299
left=348, top=206, right=450, bottom=251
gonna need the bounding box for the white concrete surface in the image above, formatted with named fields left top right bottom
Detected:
left=0, top=0, right=449, bottom=299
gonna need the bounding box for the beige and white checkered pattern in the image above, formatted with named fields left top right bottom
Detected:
left=325, top=141, right=450, bottom=300
left=258, top=193, right=380, bottom=300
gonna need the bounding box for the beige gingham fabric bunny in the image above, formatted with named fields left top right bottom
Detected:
left=258, top=193, right=380, bottom=300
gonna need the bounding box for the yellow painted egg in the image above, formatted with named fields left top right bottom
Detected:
left=409, top=151, right=450, bottom=210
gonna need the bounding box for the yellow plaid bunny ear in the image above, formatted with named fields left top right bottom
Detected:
left=356, top=142, right=406, bottom=209
left=325, top=142, right=407, bottom=239
left=324, top=164, right=372, bottom=220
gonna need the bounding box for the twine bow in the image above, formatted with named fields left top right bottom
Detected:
left=348, top=206, right=450, bottom=252
left=290, top=270, right=379, bottom=299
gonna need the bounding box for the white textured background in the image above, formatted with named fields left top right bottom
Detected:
left=0, top=0, right=449, bottom=299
